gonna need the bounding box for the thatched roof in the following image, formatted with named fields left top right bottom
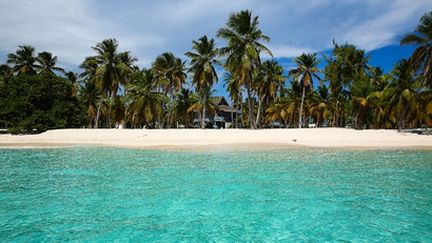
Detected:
left=209, top=96, right=238, bottom=113
left=218, top=105, right=238, bottom=113
left=209, top=96, right=228, bottom=106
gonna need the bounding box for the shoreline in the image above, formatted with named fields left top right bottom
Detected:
left=0, top=128, right=431, bottom=151
left=1, top=143, right=432, bottom=152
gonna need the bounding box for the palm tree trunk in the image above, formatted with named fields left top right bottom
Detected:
left=255, top=97, right=262, bottom=128
left=168, top=92, right=178, bottom=128
left=235, top=95, right=241, bottom=128
left=298, top=86, right=306, bottom=128
left=95, top=96, right=103, bottom=129
left=201, top=96, right=206, bottom=129
left=341, top=107, right=346, bottom=127
left=289, top=108, right=294, bottom=128
left=234, top=104, right=239, bottom=128
left=185, top=111, right=189, bottom=128
left=335, top=100, right=339, bottom=127
left=246, top=85, right=256, bottom=129
left=397, top=105, right=409, bottom=132
left=107, top=95, right=112, bottom=128
left=231, top=110, right=234, bottom=128
left=240, top=100, right=244, bottom=127
left=88, top=117, right=93, bottom=128
left=355, top=107, right=363, bottom=129
left=157, top=111, right=161, bottom=129
left=161, top=90, right=169, bottom=128
left=166, top=111, right=171, bottom=128
left=166, top=98, right=172, bottom=128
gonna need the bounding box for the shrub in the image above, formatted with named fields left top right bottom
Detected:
left=0, top=74, right=85, bottom=134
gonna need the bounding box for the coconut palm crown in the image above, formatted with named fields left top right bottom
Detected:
left=185, top=35, right=220, bottom=128
left=401, top=11, right=432, bottom=88
left=7, top=45, right=38, bottom=75
left=289, top=53, right=321, bottom=128
left=217, top=9, right=272, bottom=129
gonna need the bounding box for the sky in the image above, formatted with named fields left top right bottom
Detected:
left=0, top=0, right=430, bottom=97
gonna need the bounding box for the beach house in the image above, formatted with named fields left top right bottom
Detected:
left=193, top=96, right=240, bottom=128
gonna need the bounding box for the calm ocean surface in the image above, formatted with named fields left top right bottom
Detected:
left=0, top=147, right=431, bottom=241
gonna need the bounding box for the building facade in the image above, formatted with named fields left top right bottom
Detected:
left=193, top=96, right=240, bottom=128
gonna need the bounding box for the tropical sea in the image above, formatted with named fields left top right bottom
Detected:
left=0, top=147, right=431, bottom=241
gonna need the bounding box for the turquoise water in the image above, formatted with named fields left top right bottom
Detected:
left=0, top=147, right=431, bottom=241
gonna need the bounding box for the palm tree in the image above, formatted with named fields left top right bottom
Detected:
left=79, top=56, right=101, bottom=127
left=266, top=81, right=302, bottom=127
left=65, top=71, right=79, bottom=96
left=324, top=42, right=370, bottom=127
left=126, top=69, right=167, bottom=128
left=93, top=39, right=122, bottom=96
left=351, top=74, right=374, bottom=129
left=255, top=60, right=285, bottom=127
left=91, top=38, right=136, bottom=128
left=36, top=51, right=64, bottom=75
left=224, top=72, right=243, bottom=127
left=175, top=88, right=195, bottom=127
left=7, top=45, right=38, bottom=75
left=266, top=97, right=294, bottom=127
left=369, top=67, right=387, bottom=90
left=153, top=52, right=187, bottom=94
left=152, top=52, right=187, bottom=127
left=185, top=36, right=219, bottom=129
left=113, top=96, right=126, bottom=126
left=79, top=80, right=100, bottom=128
left=416, top=89, right=432, bottom=126
left=117, top=51, right=139, bottom=88
left=382, top=59, right=418, bottom=131
left=0, top=64, right=13, bottom=84
left=400, top=11, right=432, bottom=88
left=79, top=57, right=98, bottom=83
left=350, top=66, right=388, bottom=129
left=187, top=86, right=217, bottom=127
left=308, top=86, right=331, bottom=127
left=217, top=10, right=272, bottom=129
left=289, top=53, right=321, bottom=128
left=65, top=71, right=77, bottom=83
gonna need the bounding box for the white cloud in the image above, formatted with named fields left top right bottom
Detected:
left=335, top=0, right=431, bottom=50
left=0, top=0, right=99, bottom=65
left=0, top=0, right=431, bottom=71
left=0, top=0, right=166, bottom=69
left=266, top=45, right=316, bottom=58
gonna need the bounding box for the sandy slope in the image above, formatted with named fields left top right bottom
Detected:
left=0, top=128, right=431, bottom=149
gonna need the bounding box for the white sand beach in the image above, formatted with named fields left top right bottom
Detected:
left=0, top=128, right=431, bottom=149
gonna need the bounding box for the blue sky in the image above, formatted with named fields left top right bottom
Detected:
left=0, top=0, right=430, bottom=97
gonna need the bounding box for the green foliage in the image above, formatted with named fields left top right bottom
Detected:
left=151, top=52, right=187, bottom=127
left=289, top=53, right=321, bottom=128
left=174, top=88, right=196, bottom=127
left=1, top=10, right=431, bottom=132
left=36, top=51, right=65, bottom=75
left=152, top=52, right=187, bottom=94
left=185, top=35, right=219, bottom=128
left=323, top=42, right=370, bottom=127
left=401, top=11, right=432, bottom=88
left=125, top=69, right=168, bottom=127
left=7, top=45, right=38, bottom=75
left=217, top=9, right=271, bottom=128
left=0, top=74, right=85, bottom=133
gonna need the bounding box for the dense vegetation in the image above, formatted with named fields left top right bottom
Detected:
left=0, top=10, right=431, bottom=133
left=0, top=48, right=85, bottom=133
